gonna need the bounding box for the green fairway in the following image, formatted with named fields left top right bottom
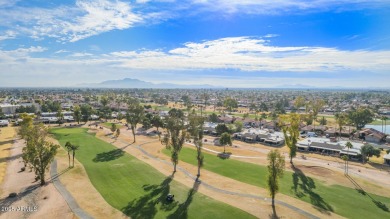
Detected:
left=51, top=128, right=255, bottom=219
left=163, top=147, right=390, bottom=219
left=102, top=122, right=123, bottom=129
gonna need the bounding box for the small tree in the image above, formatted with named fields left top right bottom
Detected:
left=234, top=120, right=243, bottom=132
left=18, top=113, right=35, bottom=140
left=142, top=115, right=152, bottom=130
left=279, top=113, right=300, bottom=165
left=151, top=115, right=164, bottom=132
left=216, top=123, right=230, bottom=135
left=115, top=128, right=121, bottom=138
left=188, top=111, right=205, bottom=178
left=161, top=109, right=187, bottom=172
left=80, top=104, right=93, bottom=124
left=224, top=97, right=238, bottom=113
left=126, top=99, right=144, bottom=143
left=73, top=106, right=82, bottom=124
left=208, top=113, right=219, bottom=123
left=267, top=149, right=285, bottom=207
left=219, top=132, right=232, bottom=154
left=111, top=123, right=117, bottom=133
left=348, top=107, right=374, bottom=130
left=360, top=144, right=381, bottom=163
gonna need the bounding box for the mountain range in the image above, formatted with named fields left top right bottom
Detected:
left=78, top=78, right=219, bottom=89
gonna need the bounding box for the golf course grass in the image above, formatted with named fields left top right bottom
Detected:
left=102, top=122, right=123, bottom=129
left=163, top=147, right=390, bottom=219
left=50, top=128, right=255, bottom=219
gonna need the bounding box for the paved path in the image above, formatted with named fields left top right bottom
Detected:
left=50, top=160, right=94, bottom=219
left=111, top=129, right=321, bottom=219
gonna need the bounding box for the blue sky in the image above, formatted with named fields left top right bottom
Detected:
left=0, top=0, right=389, bottom=88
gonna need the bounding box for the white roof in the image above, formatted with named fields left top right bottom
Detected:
left=0, top=104, right=20, bottom=107
left=298, top=137, right=364, bottom=150
left=384, top=153, right=390, bottom=160
left=0, top=120, right=9, bottom=124
left=204, top=122, right=218, bottom=128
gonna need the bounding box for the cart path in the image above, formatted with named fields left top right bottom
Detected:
left=50, top=160, right=94, bottom=219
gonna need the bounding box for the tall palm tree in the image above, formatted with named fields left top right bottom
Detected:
left=341, top=155, right=348, bottom=175
left=345, top=141, right=353, bottom=175
left=335, top=113, right=347, bottom=140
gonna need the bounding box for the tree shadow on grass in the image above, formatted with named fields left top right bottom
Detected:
left=121, top=173, right=178, bottom=218
left=92, top=149, right=124, bottom=162
left=167, top=180, right=200, bottom=219
left=346, top=175, right=389, bottom=212
left=217, top=152, right=232, bottom=160
left=291, top=166, right=333, bottom=214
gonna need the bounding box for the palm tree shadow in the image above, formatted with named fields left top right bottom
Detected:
left=346, top=175, right=389, bottom=212
left=167, top=180, right=200, bottom=219
left=291, top=166, right=333, bottom=214
left=92, top=149, right=124, bottom=162
left=121, top=173, right=178, bottom=218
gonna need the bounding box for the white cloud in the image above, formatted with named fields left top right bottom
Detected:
left=54, top=50, right=70, bottom=54
left=70, top=52, right=94, bottom=57
left=0, top=0, right=142, bottom=42
left=0, top=30, right=16, bottom=41
left=109, top=37, right=390, bottom=72
left=0, top=0, right=19, bottom=8
left=191, top=0, right=389, bottom=14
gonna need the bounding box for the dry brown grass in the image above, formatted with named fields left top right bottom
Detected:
left=0, top=127, right=16, bottom=187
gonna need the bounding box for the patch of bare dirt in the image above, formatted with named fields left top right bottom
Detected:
left=0, top=138, right=74, bottom=219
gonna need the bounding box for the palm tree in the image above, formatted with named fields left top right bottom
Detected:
left=341, top=155, right=348, bottom=175
left=335, top=113, right=347, bottom=140
left=65, top=141, right=79, bottom=167
left=345, top=141, right=353, bottom=175
left=65, top=141, right=72, bottom=167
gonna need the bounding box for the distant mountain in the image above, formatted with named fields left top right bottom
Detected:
left=78, top=78, right=219, bottom=89
left=276, top=84, right=317, bottom=89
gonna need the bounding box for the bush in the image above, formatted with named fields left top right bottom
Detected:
left=8, top=192, right=17, bottom=198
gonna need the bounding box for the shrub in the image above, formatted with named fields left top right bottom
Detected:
left=8, top=193, right=17, bottom=198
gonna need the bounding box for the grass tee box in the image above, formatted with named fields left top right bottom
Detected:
left=163, top=147, right=390, bottom=219
left=50, top=128, right=255, bottom=219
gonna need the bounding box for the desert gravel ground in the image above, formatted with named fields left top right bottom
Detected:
left=0, top=127, right=74, bottom=219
